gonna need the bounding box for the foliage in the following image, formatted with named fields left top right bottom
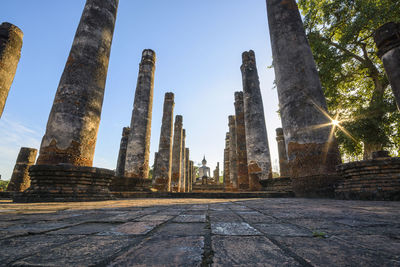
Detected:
left=298, top=0, right=400, bottom=159
left=0, top=180, right=9, bottom=191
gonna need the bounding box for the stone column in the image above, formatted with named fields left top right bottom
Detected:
left=228, top=115, right=238, bottom=190
left=7, top=148, right=37, bottom=192
left=276, top=128, right=290, bottom=177
left=234, top=91, right=250, bottom=190
left=153, top=92, right=174, bottom=191
left=0, top=22, right=23, bottom=118
left=241, top=51, right=271, bottom=191
left=170, top=115, right=183, bottom=192
left=184, top=148, right=190, bottom=192
left=374, top=22, right=400, bottom=111
left=189, top=160, right=194, bottom=192
left=124, top=49, right=156, bottom=178
left=223, top=132, right=230, bottom=189
left=36, top=0, right=119, bottom=166
left=266, top=0, right=341, bottom=196
left=214, top=162, right=220, bottom=184
left=179, top=130, right=186, bottom=192
left=115, top=127, right=130, bottom=177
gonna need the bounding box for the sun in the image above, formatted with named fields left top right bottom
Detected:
left=331, top=119, right=340, bottom=126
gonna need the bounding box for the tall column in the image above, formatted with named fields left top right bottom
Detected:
left=228, top=116, right=238, bottom=190
left=124, top=49, right=156, bottom=178
left=179, top=130, right=186, bottom=192
left=375, top=22, right=400, bottom=111
left=223, top=132, right=230, bottom=189
left=266, top=0, right=341, bottom=195
left=37, top=0, right=119, bottom=166
left=214, top=162, right=220, bottom=184
left=170, top=115, right=183, bottom=192
left=241, top=51, right=271, bottom=191
left=7, top=147, right=37, bottom=192
left=234, top=91, right=250, bottom=190
left=184, top=148, right=190, bottom=192
left=115, top=127, right=130, bottom=177
left=0, top=22, right=23, bottom=118
left=189, top=160, right=194, bottom=192
left=153, top=92, right=174, bottom=191
left=276, top=128, right=290, bottom=177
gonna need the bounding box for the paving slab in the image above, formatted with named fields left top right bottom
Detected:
left=211, top=222, right=262, bottom=236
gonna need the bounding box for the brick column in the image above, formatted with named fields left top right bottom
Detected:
left=185, top=148, right=190, bottom=192
left=125, top=49, right=156, bottom=178
left=37, top=0, right=119, bottom=166
left=0, top=22, right=23, bottom=118
left=153, top=92, right=174, bottom=191
left=179, top=130, right=186, bottom=192
left=170, top=115, right=183, bottom=192
left=7, top=148, right=37, bottom=192
left=115, top=127, right=130, bottom=177
left=223, top=132, right=230, bottom=190
left=276, top=128, right=290, bottom=177
left=228, top=115, right=238, bottom=190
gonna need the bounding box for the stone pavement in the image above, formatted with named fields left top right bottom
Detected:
left=0, top=198, right=399, bottom=266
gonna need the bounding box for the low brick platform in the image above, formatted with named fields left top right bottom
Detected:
left=0, top=198, right=399, bottom=266
left=110, top=176, right=152, bottom=192
left=260, top=177, right=293, bottom=194
left=336, top=157, right=400, bottom=200
left=192, top=184, right=224, bottom=192
left=13, top=165, right=115, bottom=203
left=112, top=191, right=292, bottom=199
left=291, top=174, right=343, bottom=198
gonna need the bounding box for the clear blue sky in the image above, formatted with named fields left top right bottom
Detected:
left=0, top=0, right=282, bottom=180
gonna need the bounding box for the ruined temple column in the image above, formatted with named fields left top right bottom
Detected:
left=124, top=49, right=156, bottom=178
left=0, top=22, right=23, bottom=118
left=36, top=0, right=119, bottom=166
left=7, top=148, right=37, bottom=192
left=184, top=148, right=190, bottom=192
left=153, top=92, right=174, bottom=191
left=170, top=115, right=183, bottom=192
left=234, top=91, right=250, bottom=190
left=214, top=162, right=220, bottom=184
left=228, top=116, right=238, bottom=190
left=266, top=0, right=341, bottom=196
left=241, top=51, right=271, bottom=190
left=189, top=160, right=194, bottom=192
left=179, top=130, right=186, bottom=192
left=115, top=127, right=130, bottom=177
left=223, top=132, right=230, bottom=189
left=374, top=22, right=400, bottom=111
left=276, top=128, right=290, bottom=177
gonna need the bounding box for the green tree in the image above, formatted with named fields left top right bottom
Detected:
left=298, top=0, right=400, bottom=159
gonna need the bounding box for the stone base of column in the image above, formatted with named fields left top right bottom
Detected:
left=152, top=177, right=169, bottom=192
left=13, top=165, right=115, bottom=203
left=259, top=177, right=293, bottom=195
left=335, top=157, right=400, bottom=201
left=291, top=174, right=343, bottom=198
left=109, top=176, right=152, bottom=192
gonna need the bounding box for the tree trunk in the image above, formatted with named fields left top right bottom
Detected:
left=363, top=142, right=382, bottom=160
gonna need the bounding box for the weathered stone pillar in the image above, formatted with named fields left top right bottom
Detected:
left=184, top=148, right=190, bottom=192
left=179, top=130, right=186, bottom=192
left=189, top=160, right=194, bottom=191
left=214, top=162, right=220, bottom=184
left=223, top=132, right=230, bottom=189
left=266, top=0, right=341, bottom=196
left=170, top=115, right=183, bottom=192
left=276, top=128, right=290, bottom=177
left=228, top=115, right=238, bottom=190
left=241, top=51, right=271, bottom=191
left=374, top=22, right=400, bottom=111
left=124, top=49, right=156, bottom=178
left=7, top=148, right=37, bottom=192
left=234, top=91, right=250, bottom=190
left=36, top=0, right=119, bottom=166
left=115, top=127, right=130, bottom=177
left=14, top=0, right=119, bottom=203
left=153, top=92, right=174, bottom=191
left=0, top=22, right=23, bottom=118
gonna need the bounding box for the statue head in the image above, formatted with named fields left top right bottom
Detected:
left=202, top=155, right=207, bottom=166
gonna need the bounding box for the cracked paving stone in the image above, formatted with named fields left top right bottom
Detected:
left=173, top=214, right=206, bottom=223
left=153, top=223, right=207, bottom=237
left=254, top=223, right=313, bottom=237
left=0, top=235, right=83, bottom=266
left=47, top=223, right=118, bottom=235
left=98, top=221, right=163, bottom=236
left=212, top=235, right=300, bottom=266
left=109, top=235, right=204, bottom=266
left=12, top=236, right=139, bottom=266
left=211, top=222, right=262, bottom=236
left=274, top=236, right=400, bottom=266
left=210, top=211, right=243, bottom=222
left=236, top=211, right=279, bottom=224
left=138, top=215, right=173, bottom=222
left=3, top=221, right=75, bottom=234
